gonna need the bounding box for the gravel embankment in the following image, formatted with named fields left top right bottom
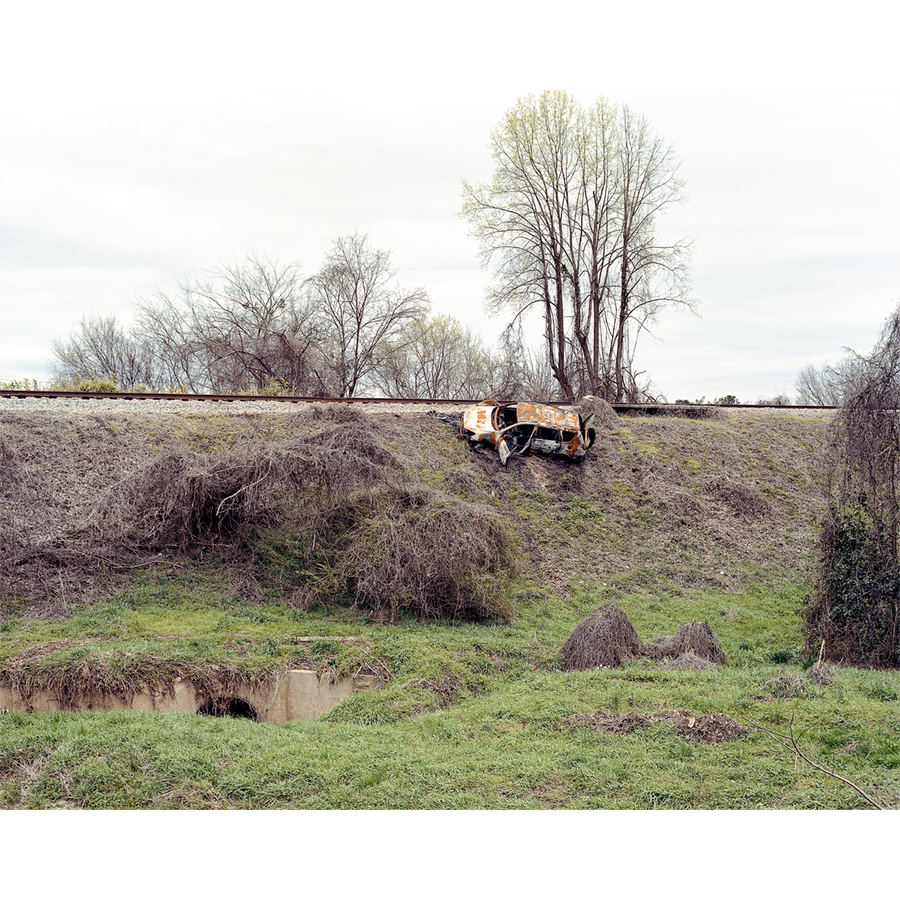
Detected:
left=0, top=395, right=831, bottom=420
left=0, top=395, right=460, bottom=418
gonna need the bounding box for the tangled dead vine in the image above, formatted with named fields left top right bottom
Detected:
left=1, top=407, right=516, bottom=623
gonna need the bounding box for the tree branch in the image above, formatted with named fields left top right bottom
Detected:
left=746, top=714, right=889, bottom=810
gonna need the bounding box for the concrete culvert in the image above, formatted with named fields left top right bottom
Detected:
left=197, top=696, right=259, bottom=720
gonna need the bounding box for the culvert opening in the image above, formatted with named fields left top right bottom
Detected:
left=197, top=696, right=259, bottom=720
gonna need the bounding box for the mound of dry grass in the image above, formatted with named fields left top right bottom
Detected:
left=559, top=603, right=643, bottom=670
left=643, top=622, right=728, bottom=665
left=704, top=476, right=771, bottom=519
left=560, top=605, right=727, bottom=670
left=576, top=396, right=618, bottom=431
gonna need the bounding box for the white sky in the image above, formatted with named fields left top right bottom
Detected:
left=1, top=1, right=897, bottom=402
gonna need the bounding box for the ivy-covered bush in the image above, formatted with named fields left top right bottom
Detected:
left=806, top=504, right=900, bottom=667
left=805, top=305, right=900, bottom=668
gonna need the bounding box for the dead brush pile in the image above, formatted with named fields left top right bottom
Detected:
left=326, top=486, right=515, bottom=621
left=560, top=602, right=727, bottom=670
left=561, top=709, right=748, bottom=744
left=1, top=406, right=517, bottom=623
left=87, top=414, right=402, bottom=553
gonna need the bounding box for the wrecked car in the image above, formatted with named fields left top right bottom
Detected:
left=460, top=400, right=596, bottom=466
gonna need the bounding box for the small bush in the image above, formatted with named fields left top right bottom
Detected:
left=0, top=379, right=40, bottom=390
left=50, top=370, right=121, bottom=393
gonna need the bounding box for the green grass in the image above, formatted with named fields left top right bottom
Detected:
left=3, top=566, right=899, bottom=809
left=2, top=408, right=898, bottom=809
left=4, top=652, right=899, bottom=809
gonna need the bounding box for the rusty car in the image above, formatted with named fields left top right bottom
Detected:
left=460, top=400, right=596, bottom=466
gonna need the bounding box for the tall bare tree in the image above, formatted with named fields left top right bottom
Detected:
left=462, top=92, right=584, bottom=400
left=304, top=234, right=429, bottom=397
left=462, top=91, right=693, bottom=402
left=609, top=105, right=692, bottom=401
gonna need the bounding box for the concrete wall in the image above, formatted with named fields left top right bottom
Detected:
left=0, top=669, right=384, bottom=723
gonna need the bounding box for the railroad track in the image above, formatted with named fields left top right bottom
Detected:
left=0, top=389, right=837, bottom=412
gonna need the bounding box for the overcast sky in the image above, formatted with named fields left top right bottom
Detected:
left=2, top=1, right=897, bottom=402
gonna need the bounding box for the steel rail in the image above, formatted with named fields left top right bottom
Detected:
left=0, top=389, right=839, bottom=411
left=0, top=389, right=468, bottom=404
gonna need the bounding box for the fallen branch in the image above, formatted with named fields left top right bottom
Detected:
left=747, top=714, right=888, bottom=810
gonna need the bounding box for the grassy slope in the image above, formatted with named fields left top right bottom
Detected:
left=2, top=407, right=899, bottom=809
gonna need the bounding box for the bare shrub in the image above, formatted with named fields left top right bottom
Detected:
left=86, top=416, right=403, bottom=554
left=90, top=447, right=290, bottom=552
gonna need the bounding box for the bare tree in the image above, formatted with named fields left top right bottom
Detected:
left=52, top=245, right=428, bottom=398
left=461, top=91, right=694, bottom=403
left=372, top=314, right=491, bottom=400
left=795, top=356, right=865, bottom=406
left=138, top=257, right=324, bottom=394
left=462, top=92, right=585, bottom=400
left=609, top=105, right=693, bottom=402
left=51, top=314, right=156, bottom=389
left=135, top=296, right=200, bottom=391
left=304, top=234, right=429, bottom=397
